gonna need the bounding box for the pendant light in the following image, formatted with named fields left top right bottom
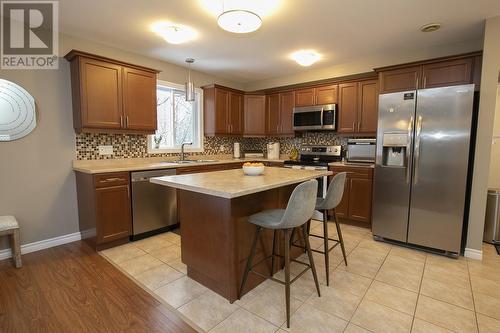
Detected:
left=217, top=1, right=262, bottom=34
left=185, top=58, right=195, bottom=102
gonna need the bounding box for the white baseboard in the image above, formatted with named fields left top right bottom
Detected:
left=464, top=247, right=483, bottom=260
left=0, top=231, right=82, bottom=261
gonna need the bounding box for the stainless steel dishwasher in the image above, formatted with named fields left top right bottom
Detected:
left=131, top=169, right=177, bottom=239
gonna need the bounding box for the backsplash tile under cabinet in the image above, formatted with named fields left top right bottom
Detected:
left=75, top=132, right=349, bottom=160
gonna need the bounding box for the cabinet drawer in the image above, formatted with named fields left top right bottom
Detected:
left=94, top=172, right=130, bottom=188
left=329, top=166, right=373, bottom=179
left=177, top=164, right=230, bottom=174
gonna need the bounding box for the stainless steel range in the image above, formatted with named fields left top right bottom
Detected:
left=284, top=145, right=342, bottom=198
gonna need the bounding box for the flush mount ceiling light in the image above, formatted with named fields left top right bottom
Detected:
left=420, top=23, right=441, bottom=32
left=151, top=21, right=197, bottom=44
left=291, top=50, right=322, bottom=67
left=217, top=9, right=262, bottom=33
left=201, top=0, right=281, bottom=33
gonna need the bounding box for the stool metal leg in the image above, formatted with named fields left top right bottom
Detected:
left=322, top=210, right=330, bottom=286
left=283, top=228, right=291, bottom=328
left=239, top=226, right=262, bottom=299
left=270, top=230, right=276, bottom=276
left=302, top=223, right=320, bottom=297
left=333, top=211, right=347, bottom=266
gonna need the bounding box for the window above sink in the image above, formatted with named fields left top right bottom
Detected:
left=148, top=80, right=204, bottom=154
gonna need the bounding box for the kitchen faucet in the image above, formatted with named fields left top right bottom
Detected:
left=180, top=142, right=193, bottom=161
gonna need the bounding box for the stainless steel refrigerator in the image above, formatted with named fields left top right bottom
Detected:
left=372, top=84, right=474, bottom=256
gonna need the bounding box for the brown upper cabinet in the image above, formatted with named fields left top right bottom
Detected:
left=65, top=50, right=159, bottom=134
left=266, top=91, right=295, bottom=136
left=295, top=85, right=338, bottom=106
left=266, top=93, right=281, bottom=135
left=203, top=84, right=244, bottom=136
left=243, top=94, right=266, bottom=136
left=338, top=79, right=378, bottom=134
left=295, top=88, right=315, bottom=106
left=376, top=52, right=481, bottom=93
left=315, top=85, right=338, bottom=105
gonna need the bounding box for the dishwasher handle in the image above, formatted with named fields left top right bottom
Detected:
left=132, top=177, right=151, bottom=182
left=131, top=170, right=177, bottom=183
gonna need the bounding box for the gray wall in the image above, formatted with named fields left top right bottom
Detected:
left=0, top=61, right=78, bottom=247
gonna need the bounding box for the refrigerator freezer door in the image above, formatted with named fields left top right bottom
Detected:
left=372, top=90, right=416, bottom=242
left=407, top=85, right=474, bottom=253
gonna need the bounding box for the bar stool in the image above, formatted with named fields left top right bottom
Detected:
left=239, top=179, right=320, bottom=328
left=314, top=172, right=348, bottom=285
left=291, top=172, right=348, bottom=286
left=0, top=216, right=22, bottom=268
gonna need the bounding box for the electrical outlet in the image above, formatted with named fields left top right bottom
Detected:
left=98, top=145, right=114, bottom=155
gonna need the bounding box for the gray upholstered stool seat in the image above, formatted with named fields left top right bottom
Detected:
left=0, top=216, right=22, bottom=268
left=248, top=209, right=285, bottom=229
left=315, top=197, right=328, bottom=211
left=239, top=180, right=321, bottom=329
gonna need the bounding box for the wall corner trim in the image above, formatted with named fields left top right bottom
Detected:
left=464, top=247, right=483, bottom=260
left=0, top=232, right=82, bottom=261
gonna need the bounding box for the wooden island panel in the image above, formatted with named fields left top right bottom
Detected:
left=178, top=185, right=305, bottom=303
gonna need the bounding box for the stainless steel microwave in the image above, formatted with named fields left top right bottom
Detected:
left=293, top=104, right=336, bottom=131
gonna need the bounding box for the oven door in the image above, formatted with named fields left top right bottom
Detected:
left=293, top=107, right=323, bottom=130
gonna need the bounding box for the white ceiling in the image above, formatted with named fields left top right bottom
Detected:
left=59, top=0, right=500, bottom=84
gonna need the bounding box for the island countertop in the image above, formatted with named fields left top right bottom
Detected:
left=150, top=167, right=332, bottom=199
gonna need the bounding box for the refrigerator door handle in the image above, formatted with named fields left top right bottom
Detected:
left=413, top=115, right=423, bottom=185
left=406, top=116, right=414, bottom=184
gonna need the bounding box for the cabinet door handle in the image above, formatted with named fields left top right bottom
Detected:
left=99, top=177, right=126, bottom=183
left=423, top=76, right=427, bottom=88
left=415, top=77, right=419, bottom=89
left=352, top=121, right=355, bottom=131
left=120, top=116, right=123, bottom=128
left=125, top=116, right=129, bottom=128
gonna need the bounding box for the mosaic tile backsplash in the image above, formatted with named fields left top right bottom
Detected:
left=75, top=132, right=349, bottom=160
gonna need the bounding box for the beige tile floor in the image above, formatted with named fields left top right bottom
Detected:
left=101, top=222, right=500, bottom=333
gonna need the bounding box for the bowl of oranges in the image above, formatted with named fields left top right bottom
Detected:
left=242, top=162, right=265, bottom=176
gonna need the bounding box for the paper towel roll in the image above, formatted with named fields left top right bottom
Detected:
left=233, top=142, right=241, bottom=158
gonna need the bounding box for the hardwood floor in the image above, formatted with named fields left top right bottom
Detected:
left=0, top=241, right=196, bottom=333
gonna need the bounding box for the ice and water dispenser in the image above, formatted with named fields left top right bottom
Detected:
left=381, top=133, right=407, bottom=167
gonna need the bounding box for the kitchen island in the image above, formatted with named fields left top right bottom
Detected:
left=151, top=167, right=331, bottom=302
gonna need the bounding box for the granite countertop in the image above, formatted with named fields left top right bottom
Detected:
left=150, top=167, right=332, bottom=199
left=328, top=161, right=375, bottom=168
left=72, top=155, right=287, bottom=174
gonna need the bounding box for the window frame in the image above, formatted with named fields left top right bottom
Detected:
left=147, top=80, right=204, bottom=154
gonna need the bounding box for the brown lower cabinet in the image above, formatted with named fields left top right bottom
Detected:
left=76, top=171, right=132, bottom=250
left=329, top=165, right=374, bottom=225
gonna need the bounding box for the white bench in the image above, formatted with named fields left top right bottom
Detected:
left=0, top=216, right=22, bottom=268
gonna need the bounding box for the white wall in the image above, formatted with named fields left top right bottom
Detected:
left=488, top=86, right=500, bottom=188
left=467, top=15, right=500, bottom=253
left=244, top=39, right=483, bottom=91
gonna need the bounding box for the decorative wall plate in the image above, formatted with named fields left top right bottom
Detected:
left=0, top=79, right=36, bottom=141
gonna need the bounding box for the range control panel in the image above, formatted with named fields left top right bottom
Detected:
left=300, top=145, right=341, bottom=156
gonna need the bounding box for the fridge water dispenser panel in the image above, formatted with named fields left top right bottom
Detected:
left=382, top=133, right=407, bottom=167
